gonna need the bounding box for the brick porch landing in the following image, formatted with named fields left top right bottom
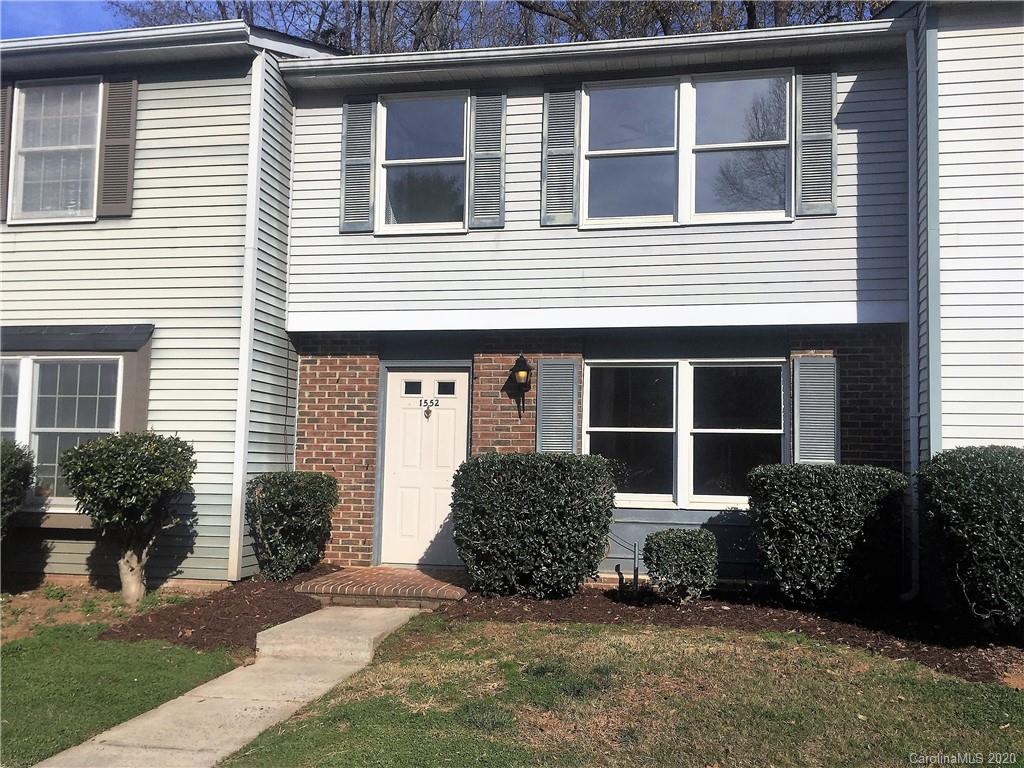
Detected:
left=296, top=567, right=468, bottom=609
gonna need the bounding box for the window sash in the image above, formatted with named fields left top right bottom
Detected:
left=377, top=91, right=470, bottom=232
left=9, top=78, right=103, bottom=223
left=579, top=70, right=793, bottom=228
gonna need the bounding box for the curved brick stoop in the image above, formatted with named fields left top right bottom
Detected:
left=296, top=567, right=468, bottom=609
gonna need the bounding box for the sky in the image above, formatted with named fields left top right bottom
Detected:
left=1, top=0, right=126, bottom=39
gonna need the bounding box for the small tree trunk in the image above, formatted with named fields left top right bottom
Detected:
left=117, top=548, right=147, bottom=607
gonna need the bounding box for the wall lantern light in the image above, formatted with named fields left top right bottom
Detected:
left=511, top=353, right=533, bottom=395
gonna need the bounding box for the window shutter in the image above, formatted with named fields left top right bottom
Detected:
left=340, top=98, right=376, bottom=233
left=97, top=78, right=138, bottom=217
left=1, top=84, right=14, bottom=222
left=793, top=356, right=839, bottom=464
left=795, top=72, right=837, bottom=216
left=536, top=358, right=579, bottom=453
left=541, top=88, right=579, bottom=226
left=469, top=93, right=505, bottom=229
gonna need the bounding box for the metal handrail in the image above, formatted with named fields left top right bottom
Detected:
left=607, top=530, right=640, bottom=597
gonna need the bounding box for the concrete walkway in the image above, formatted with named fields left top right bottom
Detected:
left=36, top=607, right=419, bottom=768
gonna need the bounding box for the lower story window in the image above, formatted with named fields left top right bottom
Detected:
left=0, top=357, right=121, bottom=502
left=584, top=360, right=784, bottom=506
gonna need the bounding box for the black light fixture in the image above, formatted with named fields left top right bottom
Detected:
left=511, top=353, right=533, bottom=395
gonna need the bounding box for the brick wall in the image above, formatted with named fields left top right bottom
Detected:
left=470, top=333, right=583, bottom=455
left=294, top=334, right=379, bottom=567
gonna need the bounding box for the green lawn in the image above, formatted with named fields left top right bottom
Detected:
left=223, top=615, right=1024, bottom=768
left=1, top=623, right=236, bottom=767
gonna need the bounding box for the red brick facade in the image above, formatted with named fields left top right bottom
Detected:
left=294, top=325, right=905, bottom=566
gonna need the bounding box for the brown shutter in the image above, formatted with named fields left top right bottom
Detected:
left=1, top=85, right=13, bottom=223
left=97, top=78, right=138, bottom=217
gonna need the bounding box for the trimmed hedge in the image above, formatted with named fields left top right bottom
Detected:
left=918, top=446, right=1024, bottom=631
left=643, top=528, right=718, bottom=601
left=1, top=440, right=34, bottom=539
left=747, top=463, right=907, bottom=606
left=451, top=452, right=616, bottom=598
left=246, top=472, right=338, bottom=581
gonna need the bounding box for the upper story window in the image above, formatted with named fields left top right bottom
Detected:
left=9, top=79, right=102, bottom=223
left=580, top=71, right=791, bottom=227
left=379, top=92, right=469, bottom=232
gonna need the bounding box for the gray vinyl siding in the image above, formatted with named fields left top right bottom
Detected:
left=240, top=54, right=298, bottom=577
left=288, top=60, right=908, bottom=326
left=935, top=3, right=1024, bottom=449
left=0, top=61, right=253, bottom=581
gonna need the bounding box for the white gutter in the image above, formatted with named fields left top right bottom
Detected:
left=280, top=17, right=912, bottom=80
left=0, top=19, right=250, bottom=53
left=227, top=51, right=267, bottom=582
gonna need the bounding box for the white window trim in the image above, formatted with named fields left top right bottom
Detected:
left=1, top=355, right=124, bottom=511
left=6, top=76, right=104, bottom=225
left=374, top=89, right=470, bottom=235
left=583, top=357, right=786, bottom=511
left=578, top=68, right=795, bottom=231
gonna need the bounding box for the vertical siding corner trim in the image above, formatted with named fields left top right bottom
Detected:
left=227, top=51, right=266, bottom=582
left=923, top=6, right=943, bottom=456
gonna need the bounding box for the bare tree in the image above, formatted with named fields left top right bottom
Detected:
left=106, top=0, right=887, bottom=53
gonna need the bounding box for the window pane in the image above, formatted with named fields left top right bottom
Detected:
left=589, top=431, right=674, bottom=495
left=20, top=83, right=98, bottom=150
left=18, top=149, right=96, bottom=216
left=385, top=96, right=465, bottom=160
left=589, top=84, right=676, bottom=151
left=696, top=77, right=787, bottom=145
left=693, top=366, right=782, bottom=430
left=385, top=164, right=465, bottom=225
left=694, top=148, right=787, bottom=214
left=590, top=367, right=673, bottom=428
left=588, top=154, right=676, bottom=219
left=693, top=433, right=782, bottom=497
left=1, top=361, right=19, bottom=434
left=34, top=432, right=102, bottom=498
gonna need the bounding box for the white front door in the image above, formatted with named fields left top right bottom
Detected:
left=381, top=369, right=469, bottom=566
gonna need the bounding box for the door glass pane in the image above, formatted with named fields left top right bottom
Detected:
left=589, top=84, right=676, bottom=151
left=404, top=381, right=422, bottom=395
left=385, top=164, right=465, bottom=225
left=588, top=154, right=676, bottom=219
left=696, top=77, right=787, bottom=145
left=589, top=431, right=674, bottom=495
left=437, top=381, right=456, bottom=396
left=693, top=433, right=782, bottom=496
left=385, top=96, right=465, bottom=160
left=590, top=367, right=673, bottom=428
left=694, top=148, right=787, bottom=213
left=693, top=366, right=782, bottom=429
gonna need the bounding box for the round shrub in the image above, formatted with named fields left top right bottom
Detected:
left=246, top=471, right=338, bottom=581
left=747, top=463, right=907, bottom=607
left=643, top=528, right=718, bottom=601
left=918, top=446, right=1024, bottom=631
left=61, top=432, right=196, bottom=606
left=451, top=452, right=616, bottom=598
left=1, top=440, right=35, bottom=539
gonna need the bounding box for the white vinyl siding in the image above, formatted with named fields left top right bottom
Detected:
left=935, top=4, right=1024, bottom=448
left=287, top=62, right=908, bottom=331
left=0, top=62, right=253, bottom=580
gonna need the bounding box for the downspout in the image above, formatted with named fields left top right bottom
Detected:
left=228, top=50, right=267, bottom=582
left=901, top=26, right=920, bottom=601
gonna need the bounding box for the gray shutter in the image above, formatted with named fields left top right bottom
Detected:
left=793, top=356, right=839, bottom=464
left=541, top=88, right=579, bottom=226
left=340, top=98, right=376, bottom=233
left=0, top=84, right=11, bottom=223
left=469, top=93, right=505, bottom=229
left=97, top=78, right=138, bottom=217
left=536, top=358, right=579, bottom=453
left=795, top=72, right=837, bottom=216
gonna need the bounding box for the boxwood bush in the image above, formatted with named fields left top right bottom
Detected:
left=1, top=440, right=34, bottom=539
left=747, top=463, right=907, bottom=607
left=246, top=471, right=338, bottom=581
left=642, top=528, right=718, bottom=601
left=451, top=452, right=616, bottom=598
left=918, top=446, right=1024, bottom=631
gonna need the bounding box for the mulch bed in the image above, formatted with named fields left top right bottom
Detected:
left=439, top=588, right=1024, bottom=684
left=99, top=565, right=338, bottom=654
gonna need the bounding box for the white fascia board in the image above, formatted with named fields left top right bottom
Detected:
left=0, top=19, right=250, bottom=54
left=287, top=301, right=909, bottom=334
left=280, top=18, right=911, bottom=84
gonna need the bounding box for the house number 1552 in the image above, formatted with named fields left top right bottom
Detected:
left=419, top=399, right=440, bottom=408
